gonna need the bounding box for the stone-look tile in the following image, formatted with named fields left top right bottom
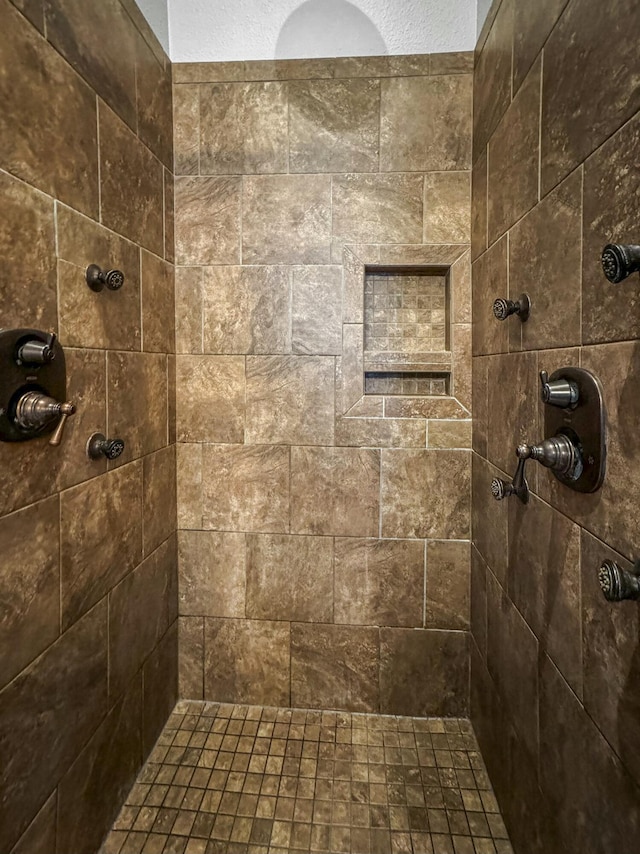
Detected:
left=333, top=55, right=390, bottom=78
left=10, top=792, right=56, bottom=854
left=175, top=176, right=241, bottom=265
left=513, top=0, right=568, bottom=92
left=334, top=538, right=423, bottom=628
left=332, top=174, right=424, bottom=253
left=173, top=60, right=246, bottom=84
left=142, top=250, right=175, bottom=353
left=472, top=456, right=509, bottom=586
left=10, top=0, right=45, bottom=32
left=471, top=148, right=488, bottom=261
left=0, top=601, right=107, bottom=854
left=44, top=0, right=137, bottom=129
left=473, top=0, right=514, bottom=156
left=289, top=78, right=380, bottom=173
left=60, top=463, right=143, bottom=629
left=539, top=655, right=640, bottom=854
left=539, top=342, right=640, bottom=560
left=431, top=51, right=474, bottom=74
left=384, top=397, right=470, bottom=419
left=452, top=323, right=473, bottom=411
left=176, top=355, right=245, bottom=443
left=380, top=75, right=472, bottom=171
left=245, top=356, right=335, bottom=446
left=204, top=619, right=290, bottom=706
left=202, top=444, right=290, bottom=533
left=424, top=172, right=471, bottom=244
left=246, top=534, right=333, bottom=622
left=426, top=540, right=470, bottom=630
left=381, top=450, right=471, bottom=539
left=177, top=443, right=203, bottom=529
left=470, top=546, right=488, bottom=660
left=508, top=494, right=582, bottom=696
left=179, top=616, right=204, bottom=699
left=142, top=621, right=178, bottom=755
left=57, top=205, right=141, bottom=351
left=107, top=351, right=168, bottom=465
left=487, top=573, right=539, bottom=762
left=200, top=81, right=288, bottom=174
left=582, top=113, right=640, bottom=345
left=428, top=420, right=472, bottom=449
left=511, top=168, right=582, bottom=349
left=291, top=624, right=379, bottom=712
left=487, top=351, right=538, bottom=476
left=342, top=247, right=364, bottom=323
left=135, top=31, right=173, bottom=168
left=143, top=445, right=177, bottom=556
left=109, top=537, right=177, bottom=699
left=0, top=2, right=98, bottom=217
left=0, top=497, right=60, bottom=691
left=291, top=447, right=379, bottom=537
left=178, top=531, right=246, bottom=617
left=379, top=629, right=469, bottom=716
left=168, top=353, right=177, bottom=444
left=488, top=58, right=540, bottom=243
left=292, top=266, right=342, bottom=355
left=335, top=324, right=363, bottom=416
left=242, top=175, right=331, bottom=265
left=0, top=171, right=56, bottom=330
left=173, top=84, right=199, bottom=175
left=541, top=0, right=640, bottom=194
left=335, top=416, right=426, bottom=448
left=175, top=266, right=203, bottom=353
left=203, top=265, right=291, bottom=355
left=164, top=166, right=175, bottom=264
left=471, top=235, right=509, bottom=356
left=57, top=679, right=142, bottom=854
left=472, top=357, right=489, bottom=457
left=99, top=102, right=164, bottom=256
left=581, top=531, right=640, bottom=787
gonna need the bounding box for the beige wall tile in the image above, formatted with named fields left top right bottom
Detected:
left=292, top=266, right=343, bottom=355
left=179, top=531, right=246, bottom=617
left=175, top=266, right=203, bottom=353
left=426, top=540, right=470, bottom=630
left=242, top=175, right=331, bottom=264
left=179, top=616, right=204, bottom=699
left=428, top=420, right=472, bottom=449
left=334, top=417, right=426, bottom=448
left=424, top=172, right=471, bottom=244
left=334, top=538, right=424, bottom=627
left=245, top=355, right=335, bottom=446
left=177, top=443, right=203, bottom=530
left=173, top=84, right=200, bottom=175
left=142, top=250, right=175, bottom=353
left=143, top=445, right=177, bottom=556
left=175, top=176, right=241, bottom=265
left=176, top=355, right=245, bottom=443
left=246, top=534, right=333, bottom=622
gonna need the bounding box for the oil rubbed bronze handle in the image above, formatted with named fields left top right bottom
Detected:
left=49, top=402, right=76, bottom=446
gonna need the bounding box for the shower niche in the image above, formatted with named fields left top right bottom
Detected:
left=363, top=265, right=451, bottom=396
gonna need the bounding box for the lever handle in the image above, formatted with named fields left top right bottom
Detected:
left=17, top=331, right=57, bottom=366
left=601, top=244, right=640, bottom=283
left=49, top=402, right=76, bottom=446
left=86, top=264, right=125, bottom=292
left=539, top=370, right=579, bottom=408
left=493, top=293, right=530, bottom=322
left=598, top=559, right=640, bottom=602
left=86, top=432, right=125, bottom=460
left=491, top=454, right=529, bottom=504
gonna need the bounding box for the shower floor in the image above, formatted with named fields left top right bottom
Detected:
left=101, top=700, right=513, bottom=854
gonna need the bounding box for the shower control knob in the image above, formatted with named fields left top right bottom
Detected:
left=14, top=391, right=75, bottom=446
left=539, top=371, right=579, bottom=408
left=16, top=332, right=56, bottom=366
left=517, top=435, right=583, bottom=480
left=86, top=264, right=125, bottom=292
left=87, top=432, right=125, bottom=461
left=601, top=244, right=640, bottom=283
left=493, top=293, right=530, bottom=322
left=598, top=559, right=640, bottom=602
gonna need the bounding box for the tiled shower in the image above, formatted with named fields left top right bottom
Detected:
left=0, top=0, right=639, bottom=853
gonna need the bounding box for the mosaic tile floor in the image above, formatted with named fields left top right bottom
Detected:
left=101, top=701, right=513, bottom=854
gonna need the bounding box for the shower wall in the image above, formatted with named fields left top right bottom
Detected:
left=0, top=1, right=177, bottom=852
left=173, top=54, right=474, bottom=715
left=471, top=1, right=640, bottom=853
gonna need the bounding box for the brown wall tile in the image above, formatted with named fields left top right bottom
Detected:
left=245, top=355, right=335, bottom=446
left=473, top=0, right=513, bottom=156
left=426, top=540, right=470, bottom=630
left=292, top=266, right=343, bottom=355
left=143, top=445, right=177, bottom=556
left=173, top=84, right=200, bottom=175
left=179, top=616, right=204, bottom=699
left=471, top=235, right=509, bottom=356
left=334, top=538, right=424, bottom=627
left=424, top=171, right=471, bottom=244
left=289, top=78, right=380, bottom=173
left=379, top=628, right=469, bottom=716
left=291, top=446, right=380, bottom=537
left=512, top=0, right=568, bottom=93
left=10, top=793, right=56, bottom=854
left=175, top=266, right=203, bottom=353
left=428, top=420, right=472, bottom=450
left=200, top=81, right=288, bottom=174
left=242, top=175, right=332, bottom=264
left=291, top=623, right=380, bottom=712
left=142, top=620, right=178, bottom=755
left=487, top=350, right=538, bottom=475
left=204, top=618, right=290, bottom=705
left=135, top=31, right=173, bottom=168
left=142, top=250, right=175, bottom=353
left=246, top=533, right=333, bottom=622
left=471, top=148, right=488, bottom=260
left=335, top=416, right=426, bottom=449
left=175, top=176, right=241, bottom=265
left=179, top=531, right=246, bottom=617
left=0, top=496, right=60, bottom=690
left=472, top=455, right=508, bottom=586
left=176, top=355, right=245, bottom=443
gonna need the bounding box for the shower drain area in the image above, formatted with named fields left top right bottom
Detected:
left=101, top=700, right=513, bottom=854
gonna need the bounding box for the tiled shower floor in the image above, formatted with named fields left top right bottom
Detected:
left=101, top=701, right=513, bottom=854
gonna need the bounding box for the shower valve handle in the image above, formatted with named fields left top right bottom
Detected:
left=493, top=293, right=530, bottom=322
left=539, top=371, right=580, bottom=408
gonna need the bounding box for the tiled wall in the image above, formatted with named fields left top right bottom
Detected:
left=173, top=54, right=475, bottom=717
left=0, top=1, right=177, bottom=852
left=471, top=1, right=640, bottom=853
